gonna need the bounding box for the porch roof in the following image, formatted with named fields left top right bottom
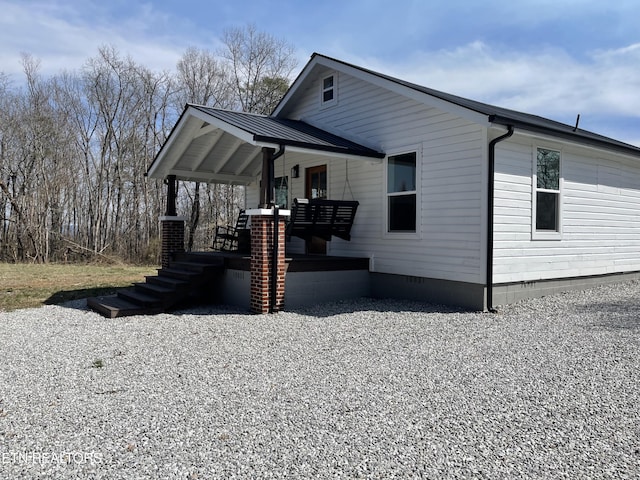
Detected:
left=147, top=104, right=385, bottom=185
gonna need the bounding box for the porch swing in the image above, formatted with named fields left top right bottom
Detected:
left=286, top=159, right=359, bottom=242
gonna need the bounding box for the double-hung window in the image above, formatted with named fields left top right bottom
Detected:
left=534, top=147, right=562, bottom=238
left=387, top=151, right=417, bottom=233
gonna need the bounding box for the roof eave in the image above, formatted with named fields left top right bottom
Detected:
left=147, top=104, right=191, bottom=178
left=271, top=53, right=319, bottom=117
left=253, top=134, right=385, bottom=160
left=489, top=114, right=640, bottom=158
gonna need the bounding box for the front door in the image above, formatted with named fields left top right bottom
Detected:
left=305, top=165, right=327, bottom=254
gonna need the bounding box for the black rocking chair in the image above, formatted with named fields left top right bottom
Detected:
left=212, top=210, right=250, bottom=252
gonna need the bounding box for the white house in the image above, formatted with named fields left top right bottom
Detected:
left=142, top=53, right=640, bottom=312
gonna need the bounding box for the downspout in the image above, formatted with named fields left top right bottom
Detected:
left=269, top=145, right=286, bottom=205
left=271, top=205, right=280, bottom=313
left=269, top=146, right=285, bottom=313
left=259, top=145, right=286, bottom=208
left=487, top=124, right=514, bottom=312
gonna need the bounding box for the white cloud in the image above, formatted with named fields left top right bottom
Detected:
left=0, top=1, right=637, bottom=146
left=0, top=1, right=201, bottom=79
left=363, top=42, right=640, bottom=145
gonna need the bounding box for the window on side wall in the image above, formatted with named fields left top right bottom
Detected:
left=387, top=152, right=417, bottom=233
left=533, top=147, right=562, bottom=239
left=320, top=73, right=336, bottom=107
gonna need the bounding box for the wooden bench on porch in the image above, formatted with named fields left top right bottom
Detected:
left=286, top=198, right=359, bottom=242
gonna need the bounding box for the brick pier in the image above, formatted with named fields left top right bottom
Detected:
left=248, top=209, right=289, bottom=314
left=160, top=216, right=187, bottom=268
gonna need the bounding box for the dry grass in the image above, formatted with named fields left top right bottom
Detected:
left=0, top=263, right=156, bottom=312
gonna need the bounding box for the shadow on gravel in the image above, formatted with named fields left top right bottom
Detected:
left=50, top=294, right=471, bottom=318
left=282, top=297, right=470, bottom=318
left=576, top=300, right=640, bottom=330
left=170, top=297, right=469, bottom=318
left=45, top=287, right=119, bottom=306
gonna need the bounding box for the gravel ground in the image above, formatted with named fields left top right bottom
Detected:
left=0, top=282, right=638, bottom=479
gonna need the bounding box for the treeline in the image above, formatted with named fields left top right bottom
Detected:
left=0, top=24, right=297, bottom=263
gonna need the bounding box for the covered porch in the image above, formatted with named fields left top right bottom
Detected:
left=146, top=104, right=384, bottom=209
left=88, top=104, right=384, bottom=317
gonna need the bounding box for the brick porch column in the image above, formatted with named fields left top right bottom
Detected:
left=247, top=209, right=290, bottom=314
left=160, top=216, right=187, bottom=268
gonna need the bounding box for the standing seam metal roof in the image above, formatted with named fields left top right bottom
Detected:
left=191, top=105, right=385, bottom=158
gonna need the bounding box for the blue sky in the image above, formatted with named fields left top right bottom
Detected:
left=1, top=0, right=639, bottom=146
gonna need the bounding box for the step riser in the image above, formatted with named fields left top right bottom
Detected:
left=88, top=256, right=225, bottom=317
left=133, top=287, right=181, bottom=305
left=134, top=282, right=176, bottom=296
left=172, top=253, right=225, bottom=266
left=118, top=289, right=163, bottom=308
left=146, top=276, right=189, bottom=289
left=170, top=262, right=210, bottom=273
left=86, top=296, right=164, bottom=318
left=157, top=270, right=201, bottom=281
left=169, top=262, right=225, bottom=274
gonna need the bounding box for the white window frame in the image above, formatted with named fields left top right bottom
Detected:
left=383, top=146, right=421, bottom=239
left=532, top=145, right=563, bottom=240
left=320, top=73, right=337, bottom=108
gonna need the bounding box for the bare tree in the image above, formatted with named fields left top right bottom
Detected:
left=147, top=25, right=298, bottom=256
left=175, top=27, right=298, bottom=252
left=221, top=23, right=297, bottom=114
left=174, top=47, right=235, bottom=251
left=175, top=47, right=232, bottom=109
left=135, top=66, right=174, bottom=262
left=79, top=46, right=177, bottom=261
left=0, top=24, right=297, bottom=263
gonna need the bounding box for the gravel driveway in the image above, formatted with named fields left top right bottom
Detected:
left=0, top=281, right=639, bottom=479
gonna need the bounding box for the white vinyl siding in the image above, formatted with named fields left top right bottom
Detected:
left=493, top=135, right=640, bottom=284
left=283, top=69, right=486, bottom=283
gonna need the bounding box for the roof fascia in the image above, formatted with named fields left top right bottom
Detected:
left=324, top=56, right=490, bottom=125
left=188, top=106, right=256, bottom=144
left=273, top=144, right=384, bottom=162
left=274, top=54, right=491, bottom=126
left=251, top=138, right=384, bottom=162
left=490, top=115, right=640, bottom=159
left=148, top=105, right=260, bottom=180
left=253, top=134, right=385, bottom=159
left=271, top=53, right=320, bottom=117
left=147, top=105, right=195, bottom=179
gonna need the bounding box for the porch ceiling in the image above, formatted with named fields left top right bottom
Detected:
left=147, top=104, right=385, bottom=185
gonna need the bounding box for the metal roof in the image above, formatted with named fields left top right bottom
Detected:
left=147, top=104, right=384, bottom=184
left=295, top=53, right=640, bottom=158
left=191, top=105, right=384, bottom=158
left=149, top=54, right=640, bottom=185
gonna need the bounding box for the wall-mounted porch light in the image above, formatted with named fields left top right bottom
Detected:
left=291, top=164, right=300, bottom=178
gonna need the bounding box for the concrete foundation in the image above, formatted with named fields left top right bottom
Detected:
left=207, top=252, right=640, bottom=312
left=284, top=270, right=371, bottom=309
left=370, top=272, right=486, bottom=310
left=492, top=271, right=640, bottom=307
